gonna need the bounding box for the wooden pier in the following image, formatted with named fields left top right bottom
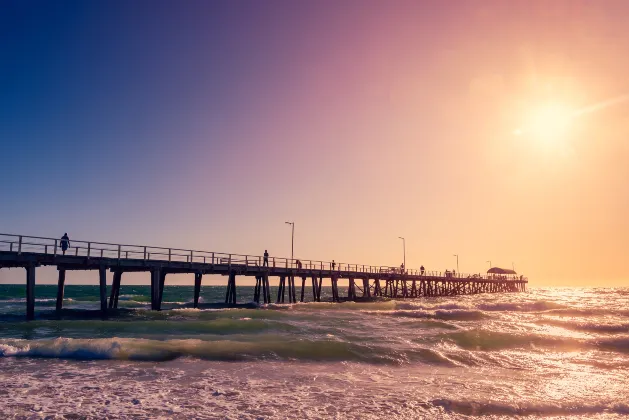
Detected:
left=0, top=234, right=528, bottom=320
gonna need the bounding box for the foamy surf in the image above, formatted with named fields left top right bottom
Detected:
left=0, top=285, right=628, bottom=418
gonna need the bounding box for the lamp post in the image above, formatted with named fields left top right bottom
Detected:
left=453, top=254, right=459, bottom=277
left=486, top=260, right=492, bottom=269
left=398, top=237, right=405, bottom=273
left=285, top=222, right=294, bottom=267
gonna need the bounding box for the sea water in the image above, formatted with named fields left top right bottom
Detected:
left=0, top=285, right=628, bottom=418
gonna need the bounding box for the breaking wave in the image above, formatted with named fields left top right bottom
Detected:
left=0, top=337, right=455, bottom=365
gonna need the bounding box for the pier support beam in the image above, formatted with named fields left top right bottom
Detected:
left=109, top=271, right=122, bottom=309
left=317, top=275, right=323, bottom=302
left=331, top=276, right=339, bottom=302
left=26, top=264, right=36, bottom=320
left=99, top=267, right=107, bottom=316
left=150, top=268, right=161, bottom=310
left=254, top=276, right=261, bottom=303
left=264, top=274, right=271, bottom=304
left=363, top=278, right=371, bottom=298
left=348, top=278, right=355, bottom=301
left=157, top=271, right=166, bottom=311
left=300, top=276, right=306, bottom=302
left=290, top=276, right=297, bottom=303
left=224, top=272, right=236, bottom=306
left=56, top=269, right=66, bottom=313
left=277, top=276, right=286, bottom=303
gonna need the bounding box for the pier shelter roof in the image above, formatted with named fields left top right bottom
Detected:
left=487, top=267, right=517, bottom=275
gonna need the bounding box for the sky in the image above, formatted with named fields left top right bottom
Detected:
left=1, top=0, right=629, bottom=287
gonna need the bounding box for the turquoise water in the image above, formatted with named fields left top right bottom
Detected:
left=1, top=285, right=628, bottom=418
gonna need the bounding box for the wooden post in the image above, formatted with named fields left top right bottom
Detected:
left=254, top=276, right=261, bottom=303
left=277, top=276, right=285, bottom=303
left=300, top=276, right=306, bottom=302
left=260, top=275, right=268, bottom=303
left=264, top=274, right=271, bottom=304
left=311, top=275, right=318, bottom=301
left=99, top=267, right=107, bottom=316
left=108, top=271, right=121, bottom=309
left=231, top=272, right=237, bottom=305
left=113, top=271, right=122, bottom=309
left=26, top=264, right=35, bottom=320
left=374, top=278, right=381, bottom=296
left=157, top=271, right=166, bottom=311
left=291, top=276, right=297, bottom=303
left=288, top=276, right=293, bottom=303
left=150, top=268, right=160, bottom=310
left=363, top=278, right=371, bottom=298
left=317, top=275, right=323, bottom=302
left=224, top=273, right=231, bottom=303
left=56, top=269, right=66, bottom=312
left=223, top=272, right=237, bottom=306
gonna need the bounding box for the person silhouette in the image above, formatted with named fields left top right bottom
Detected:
left=331, top=260, right=336, bottom=270
left=60, top=233, right=70, bottom=255
left=420, top=265, right=425, bottom=275
left=263, top=250, right=269, bottom=267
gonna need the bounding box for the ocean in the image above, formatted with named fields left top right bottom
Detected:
left=0, top=285, right=628, bottom=419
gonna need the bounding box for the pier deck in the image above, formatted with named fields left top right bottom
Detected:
left=0, top=234, right=528, bottom=319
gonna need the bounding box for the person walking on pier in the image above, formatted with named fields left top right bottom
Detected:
left=420, top=265, right=425, bottom=275
left=263, top=250, right=269, bottom=267
left=60, top=233, right=71, bottom=255
left=331, top=260, right=336, bottom=270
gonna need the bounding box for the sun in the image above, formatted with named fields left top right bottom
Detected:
left=529, top=104, right=574, bottom=141
left=514, top=103, right=575, bottom=149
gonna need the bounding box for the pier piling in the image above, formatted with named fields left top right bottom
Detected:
left=150, top=268, right=161, bottom=310
left=157, top=271, right=166, bottom=311
left=99, top=267, right=107, bottom=316
left=26, top=264, right=36, bottom=321
left=56, top=268, right=66, bottom=312
left=277, top=275, right=285, bottom=303
left=224, top=272, right=237, bottom=305
left=108, top=271, right=122, bottom=309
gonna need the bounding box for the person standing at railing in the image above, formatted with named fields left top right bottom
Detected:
left=420, top=265, right=425, bottom=275
left=331, top=260, right=336, bottom=270
left=60, top=233, right=71, bottom=255
left=263, top=250, right=269, bottom=267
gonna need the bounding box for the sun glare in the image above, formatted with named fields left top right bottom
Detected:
left=514, top=103, right=576, bottom=151
left=529, top=104, right=573, bottom=140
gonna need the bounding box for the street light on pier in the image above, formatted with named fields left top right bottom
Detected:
left=285, top=222, right=294, bottom=267
left=398, top=237, right=405, bottom=273
left=486, top=260, right=492, bottom=270
left=453, top=254, right=459, bottom=277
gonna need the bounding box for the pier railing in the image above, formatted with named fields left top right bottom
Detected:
left=0, top=233, right=526, bottom=281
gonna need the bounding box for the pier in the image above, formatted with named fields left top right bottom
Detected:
left=0, top=233, right=528, bottom=320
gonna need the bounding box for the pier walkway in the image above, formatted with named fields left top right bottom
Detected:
left=0, top=233, right=528, bottom=320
